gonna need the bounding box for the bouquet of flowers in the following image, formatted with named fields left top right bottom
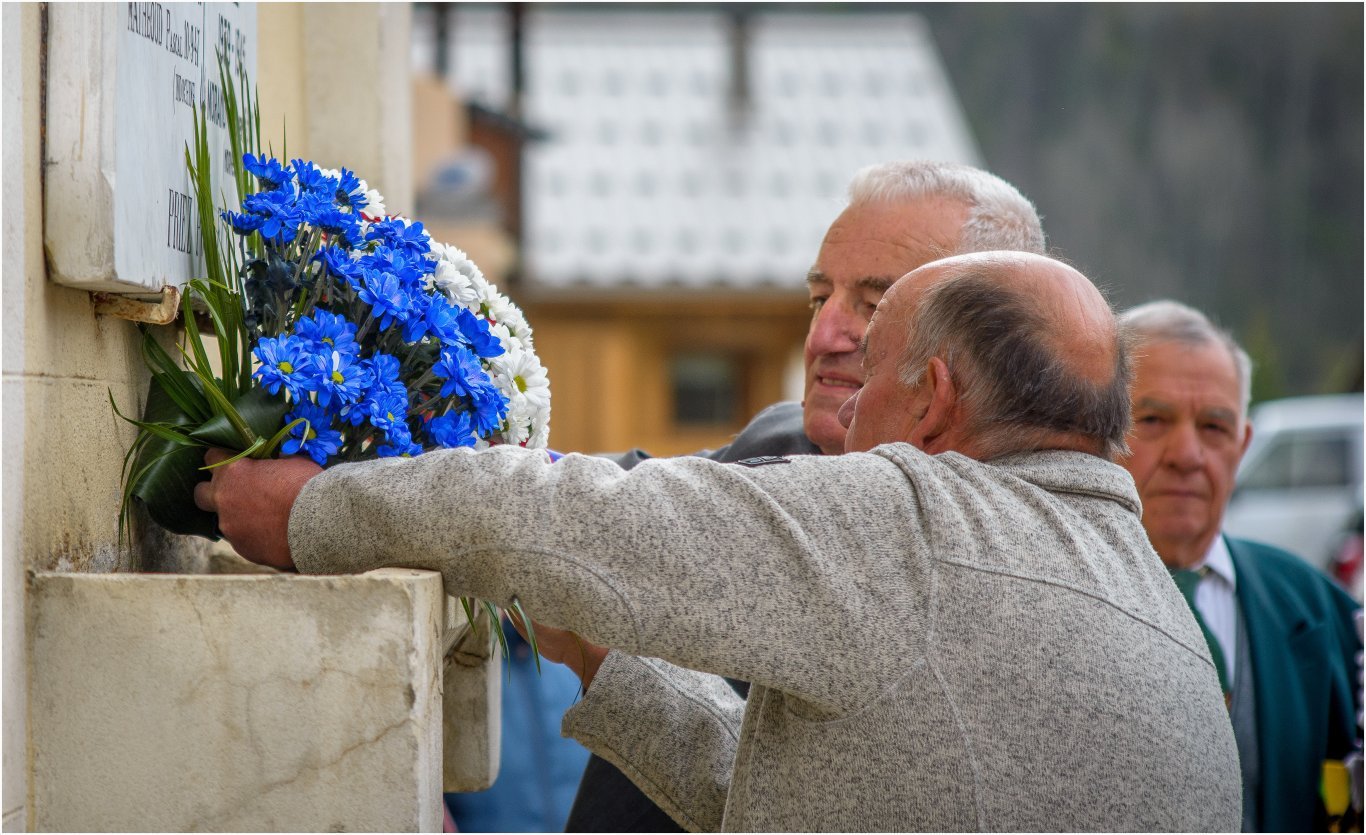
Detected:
left=115, top=57, right=550, bottom=651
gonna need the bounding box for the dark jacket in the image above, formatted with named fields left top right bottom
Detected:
left=1227, top=537, right=1361, bottom=832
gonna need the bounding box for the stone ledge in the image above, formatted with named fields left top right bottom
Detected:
left=26, top=568, right=498, bottom=831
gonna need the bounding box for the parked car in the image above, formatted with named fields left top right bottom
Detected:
left=1225, top=394, right=1364, bottom=589
left=1326, top=507, right=1363, bottom=601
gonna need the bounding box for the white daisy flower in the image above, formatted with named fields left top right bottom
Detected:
left=502, top=345, right=551, bottom=416
left=485, top=292, right=532, bottom=344
left=433, top=259, right=479, bottom=308
left=430, top=245, right=488, bottom=310
left=499, top=397, right=534, bottom=446
left=361, top=181, right=387, bottom=218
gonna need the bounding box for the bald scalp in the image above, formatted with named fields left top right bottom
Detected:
left=893, top=252, right=1133, bottom=460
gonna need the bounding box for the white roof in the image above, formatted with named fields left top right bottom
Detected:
left=432, top=7, right=982, bottom=290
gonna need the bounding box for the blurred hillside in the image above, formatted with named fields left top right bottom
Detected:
left=916, top=3, right=1363, bottom=401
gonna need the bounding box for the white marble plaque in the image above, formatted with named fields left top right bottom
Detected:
left=45, top=3, right=256, bottom=295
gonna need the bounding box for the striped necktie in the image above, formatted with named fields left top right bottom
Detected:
left=1170, top=567, right=1232, bottom=699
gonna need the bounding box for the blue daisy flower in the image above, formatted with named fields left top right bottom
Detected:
left=313, top=246, right=363, bottom=288
left=469, top=384, right=510, bottom=436
left=357, top=269, right=412, bottom=333
left=222, top=209, right=265, bottom=235
left=242, top=189, right=303, bottom=243
left=294, top=310, right=359, bottom=357
left=376, top=438, right=423, bottom=458
left=335, top=167, right=368, bottom=211
left=433, top=345, right=490, bottom=399
left=361, top=246, right=428, bottom=293
left=366, top=390, right=410, bottom=436
left=281, top=401, right=343, bottom=466
left=337, top=354, right=404, bottom=428
left=314, top=349, right=373, bottom=409
left=243, top=153, right=291, bottom=191
left=366, top=352, right=404, bottom=395
left=252, top=335, right=318, bottom=402
left=429, top=410, right=477, bottom=448
left=311, top=207, right=365, bottom=249
left=453, top=305, right=505, bottom=358
left=383, top=416, right=415, bottom=448
left=291, top=159, right=336, bottom=197
left=366, top=218, right=431, bottom=259
left=424, top=295, right=463, bottom=346
left=401, top=298, right=434, bottom=343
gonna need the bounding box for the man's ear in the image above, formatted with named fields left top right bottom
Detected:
left=1237, top=419, right=1253, bottom=458
left=908, top=357, right=957, bottom=451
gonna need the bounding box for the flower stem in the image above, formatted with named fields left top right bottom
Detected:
left=355, top=311, right=375, bottom=343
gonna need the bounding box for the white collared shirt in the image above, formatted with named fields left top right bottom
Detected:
left=1191, top=536, right=1239, bottom=685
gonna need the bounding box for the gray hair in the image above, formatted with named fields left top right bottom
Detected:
left=1119, top=300, right=1253, bottom=415
left=897, top=264, right=1134, bottom=461
left=847, top=161, right=1047, bottom=255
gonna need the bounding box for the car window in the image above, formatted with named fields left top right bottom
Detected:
left=1240, top=431, right=1352, bottom=490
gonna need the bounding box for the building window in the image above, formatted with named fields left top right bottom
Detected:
left=671, top=353, right=741, bottom=425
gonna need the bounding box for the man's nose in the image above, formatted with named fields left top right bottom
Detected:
left=807, top=302, right=863, bottom=357
left=1163, top=422, right=1204, bottom=470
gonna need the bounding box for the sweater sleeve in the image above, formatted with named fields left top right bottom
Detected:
left=561, top=651, right=744, bottom=832
left=288, top=443, right=928, bottom=712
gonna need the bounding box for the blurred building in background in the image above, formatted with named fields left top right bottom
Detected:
left=411, top=4, right=980, bottom=455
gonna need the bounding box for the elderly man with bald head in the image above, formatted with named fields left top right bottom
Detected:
left=198, top=252, right=1241, bottom=832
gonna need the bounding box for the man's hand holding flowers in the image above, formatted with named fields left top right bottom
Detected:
left=194, top=449, right=319, bottom=572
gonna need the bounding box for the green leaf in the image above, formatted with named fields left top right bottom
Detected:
left=179, top=283, right=215, bottom=378
left=129, top=445, right=220, bottom=540
left=126, top=374, right=221, bottom=540
left=141, top=332, right=210, bottom=423
left=257, top=416, right=306, bottom=460
left=126, top=419, right=201, bottom=448
left=508, top=597, right=542, bottom=674
left=185, top=277, right=247, bottom=402
left=200, top=437, right=267, bottom=468
left=173, top=340, right=257, bottom=448
left=187, top=387, right=289, bottom=449
left=485, top=601, right=512, bottom=677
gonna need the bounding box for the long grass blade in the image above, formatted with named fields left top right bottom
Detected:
left=117, top=418, right=200, bottom=448
left=140, top=341, right=209, bottom=423
left=200, top=438, right=267, bottom=468
left=171, top=341, right=257, bottom=449
left=508, top=597, right=541, bottom=674
left=257, top=417, right=305, bottom=459
left=484, top=601, right=512, bottom=677
left=179, top=284, right=215, bottom=380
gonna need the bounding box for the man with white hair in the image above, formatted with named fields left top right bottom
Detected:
left=568, top=159, right=1047, bottom=830
left=1118, top=300, right=1361, bottom=832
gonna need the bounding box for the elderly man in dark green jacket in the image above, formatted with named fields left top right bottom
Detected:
left=1119, top=299, right=1362, bottom=832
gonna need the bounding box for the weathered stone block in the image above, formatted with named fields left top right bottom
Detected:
left=441, top=596, right=501, bottom=792
left=27, top=569, right=454, bottom=832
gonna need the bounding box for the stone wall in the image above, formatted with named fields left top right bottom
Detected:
left=1, top=5, right=435, bottom=830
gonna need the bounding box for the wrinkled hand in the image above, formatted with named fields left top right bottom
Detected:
left=506, top=608, right=609, bottom=689
left=193, top=449, right=322, bottom=571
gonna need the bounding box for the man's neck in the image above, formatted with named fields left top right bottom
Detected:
left=1157, top=532, right=1221, bottom=571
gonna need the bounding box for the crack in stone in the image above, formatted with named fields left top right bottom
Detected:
left=187, top=715, right=413, bottom=831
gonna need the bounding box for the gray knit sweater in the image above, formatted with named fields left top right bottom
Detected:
left=290, top=443, right=1241, bottom=832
